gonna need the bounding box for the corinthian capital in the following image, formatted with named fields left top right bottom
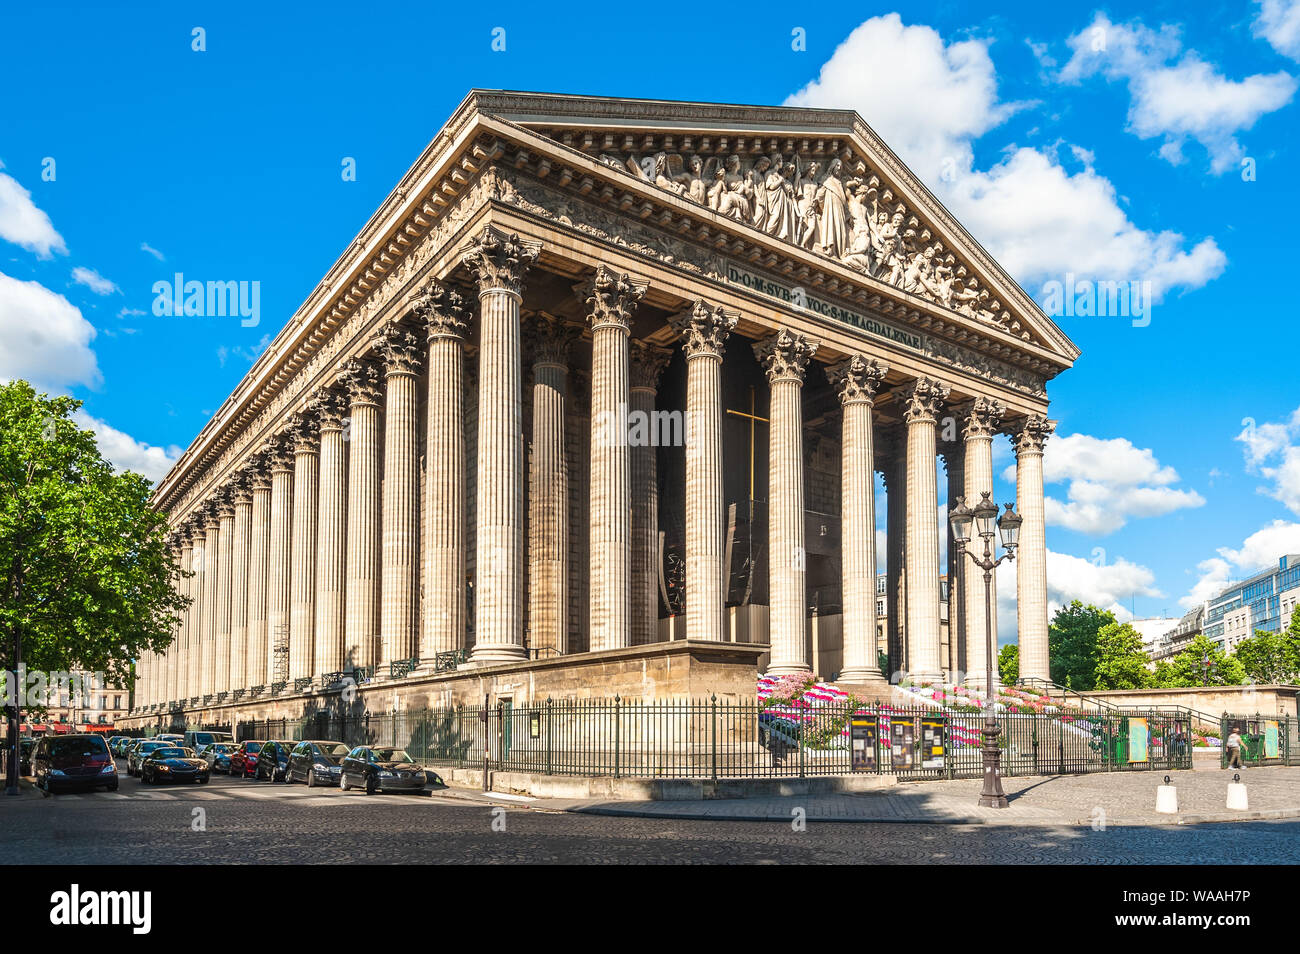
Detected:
left=412, top=279, right=469, bottom=342
left=340, top=357, right=383, bottom=407
left=583, top=264, right=646, bottom=333
left=630, top=340, right=672, bottom=390
left=377, top=321, right=423, bottom=377
left=1010, top=415, right=1055, bottom=456
left=286, top=412, right=319, bottom=455
left=825, top=354, right=888, bottom=405
left=671, top=299, right=737, bottom=360
left=754, top=329, right=819, bottom=384
left=265, top=436, right=295, bottom=473
left=956, top=396, right=1006, bottom=441
left=312, top=386, right=347, bottom=431
left=526, top=314, right=578, bottom=367
left=898, top=377, right=951, bottom=425
left=463, top=226, right=539, bottom=296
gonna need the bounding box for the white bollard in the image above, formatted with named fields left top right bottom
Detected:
left=1155, top=776, right=1178, bottom=814
left=1227, top=774, right=1249, bottom=811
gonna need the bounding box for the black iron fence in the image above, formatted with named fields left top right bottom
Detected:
left=1219, top=713, right=1300, bottom=767
left=235, top=700, right=1192, bottom=780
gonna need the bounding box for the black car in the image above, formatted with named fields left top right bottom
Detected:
left=140, top=746, right=210, bottom=785
left=31, top=734, right=119, bottom=795
left=339, top=746, right=435, bottom=795
left=286, top=740, right=350, bottom=787
left=18, top=738, right=35, bottom=775
left=127, top=739, right=176, bottom=776
left=254, top=740, right=296, bottom=782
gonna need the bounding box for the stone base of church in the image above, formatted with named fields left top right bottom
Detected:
left=120, top=639, right=767, bottom=731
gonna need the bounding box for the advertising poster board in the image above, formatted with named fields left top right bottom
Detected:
left=890, top=717, right=915, bottom=771
left=1265, top=721, right=1280, bottom=759
left=1128, top=717, right=1149, bottom=763
left=920, top=716, right=945, bottom=770
left=850, top=714, right=878, bottom=772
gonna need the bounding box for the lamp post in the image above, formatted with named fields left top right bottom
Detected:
left=949, top=491, right=1021, bottom=809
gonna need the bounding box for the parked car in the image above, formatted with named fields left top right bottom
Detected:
left=121, top=738, right=145, bottom=763
left=204, top=742, right=240, bottom=774
left=254, top=740, right=296, bottom=782
left=127, top=739, right=176, bottom=776
left=19, top=737, right=36, bottom=775
left=106, top=735, right=124, bottom=754
left=32, top=734, right=118, bottom=796
left=156, top=733, right=185, bottom=745
left=285, top=740, right=349, bottom=787
left=339, top=746, right=432, bottom=795
left=140, top=746, right=209, bottom=785
left=229, top=741, right=263, bottom=779
left=183, top=729, right=233, bottom=756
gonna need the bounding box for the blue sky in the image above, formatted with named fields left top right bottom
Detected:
left=3, top=1, right=1299, bottom=638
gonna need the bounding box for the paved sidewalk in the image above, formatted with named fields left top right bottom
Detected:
left=447, top=765, right=1300, bottom=827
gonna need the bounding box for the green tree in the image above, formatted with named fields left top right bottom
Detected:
left=1048, top=600, right=1117, bottom=690
left=1232, top=628, right=1298, bottom=684
left=1093, top=622, right=1152, bottom=689
left=997, top=643, right=1019, bottom=685
left=1, top=380, right=188, bottom=689
left=1153, top=633, right=1246, bottom=688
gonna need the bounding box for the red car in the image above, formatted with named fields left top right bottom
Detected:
left=229, top=740, right=264, bottom=779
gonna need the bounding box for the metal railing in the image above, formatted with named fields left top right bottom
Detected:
left=1220, top=712, right=1300, bottom=767
left=234, top=700, right=1192, bottom=780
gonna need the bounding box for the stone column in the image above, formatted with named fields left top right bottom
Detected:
left=671, top=302, right=735, bottom=645
left=464, top=227, right=538, bottom=664
left=957, top=398, right=1005, bottom=689
left=186, top=526, right=204, bottom=700
left=900, top=377, right=950, bottom=684
left=754, top=329, right=819, bottom=675
left=228, top=481, right=252, bottom=691
left=585, top=266, right=645, bottom=653
left=246, top=471, right=271, bottom=688
left=882, top=433, right=906, bottom=681
left=314, top=389, right=348, bottom=677
left=1012, top=415, right=1054, bottom=683
left=343, top=359, right=382, bottom=670
left=289, top=415, right=320, bottom=683
left=414, top=280, right=469, bottom=661
left=379, top=322, right=422, bottom=667
left=201, top=511, right=220, bottom=697
left=214, top=498, right=234, bottom=694
left=629, top=340, right=671, bottom=646
left=943, top=449, right=964, bottom=680
left=267, top=440, right=295, bottom=686
left=174, top=537, right=193, bottom=703
left=827, top=355, right=888, bottom=685
left=527, top=315, right=577, bottom=655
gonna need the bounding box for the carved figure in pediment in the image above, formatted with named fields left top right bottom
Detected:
left=654, top=153, right=689, bottom=198
left=795, top=160, right=820, bottom=250
left=814, top=156, right=850, bottom=259
left=683, top=155, right=711, bottom=205
left=763, top=156, right=798, bottom=242
left=709, top=156, right=752, bottom=221
left=842, top=215, right=876, bottom=276
left=749, top=155, right=771, bottom=231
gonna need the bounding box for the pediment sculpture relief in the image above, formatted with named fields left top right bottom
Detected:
left=596, top=148, right=1031, bottom=341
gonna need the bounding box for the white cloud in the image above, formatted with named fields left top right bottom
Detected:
left=784, top=14, right=1226, bottom=300
left=71, top=266, right=119, bottom=296
left=996, top=548, right=1161, bottom=637
left=1237, top=408, right=1300, bottom=515
left=73, top=409, right=180, bottom=484
left=0, top=270, right=100, bottom=389
left=140, top=241, right=165, bottom=261
left=1001, top=432, right=1205, bottom=534
left=0, top=162, right=66, bottom=258
left=1062, top=13, right=1297, bottom=173
left=1181, top=520, right=1300, bottom=607
left=1255, top=0, right=1300, bottom=61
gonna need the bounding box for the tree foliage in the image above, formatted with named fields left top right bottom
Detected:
left=1048, top=600, right=1118, bottom=690
left=1153, top=633, right=1245, bottom=688
left=1093, top=622, right=1153, bottom=690
left=0, top=380, right=188, bottom=687
left=997, top=643, right=1019, bottom=685
left=1232, top=610, right=1300, bottom=684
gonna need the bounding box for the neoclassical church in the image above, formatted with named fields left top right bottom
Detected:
left=129, top=91, right=1077, bottom=725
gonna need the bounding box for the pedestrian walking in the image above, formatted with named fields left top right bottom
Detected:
left=1226, top=727, right=1244, bottom=769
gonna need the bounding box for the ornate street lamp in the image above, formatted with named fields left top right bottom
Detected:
left=950, top=491, right=1021, bottom=809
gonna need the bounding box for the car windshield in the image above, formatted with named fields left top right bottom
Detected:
left=374, top=748, right=413, bottom=762
left=243, top=742, right=262, bottom=752
left=140, top=741, right=169, bottom=751
left=315, top=743, right=350, bottom=761
left=48, top=738, right=108, bottom=758
left=153, top=747, right=189, bottom=759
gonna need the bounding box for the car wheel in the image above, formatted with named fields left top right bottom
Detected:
left=306, top=768, right=316, bottom=788
left=39, top=777, right=50, bottom=798
left=340, top=773, right=351, bottom=792
left=364, top=776, right=376, bottom=795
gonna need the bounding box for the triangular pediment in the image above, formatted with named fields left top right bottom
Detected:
left=464, top=90, right=1078, bottom=367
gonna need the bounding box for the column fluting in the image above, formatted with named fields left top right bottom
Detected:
left=246, top=471, right=271, bottom=688
left=1013, top=415, right=1054, bottom=682
left=266, top=440, right=295, bottom=687
left=228, top=482, right=252, bottom=691
left=343, top=359, right=382, bottom=671
left=958, top=398, right=1005, bottom=688
left=901, top=377, right=950, bottom=684
left=629, top=340, right=671, bottom=646
left=314, top=389, right=348, bottom=677
left=379, top=322, right=422, bottom=667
